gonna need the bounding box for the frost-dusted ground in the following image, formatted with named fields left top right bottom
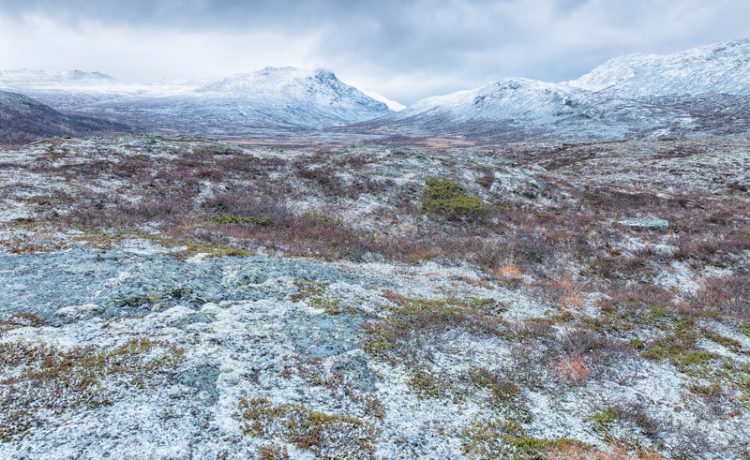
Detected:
left=1, top=135, right=750, bottom=459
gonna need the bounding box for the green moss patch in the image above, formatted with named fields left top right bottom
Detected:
left=211, top=214, right=276, bottom=226
left=77, top=230, right=255, bottom=258
left=288, top=279, right=348, bottom=315
left=364, top=296, right=506, bottom=361
left=422, top=177, right=484, bottom=220
left=640, top=321, right=722, bottom=370
left=588, top=407, right=623, bottom=434
left=238, top=397, right=378, bottom=459
left=461, top=418, right=586, bottom=460
left=408, top=368, right=449, bottom=399
left=468, top=368, right=520, bottom=405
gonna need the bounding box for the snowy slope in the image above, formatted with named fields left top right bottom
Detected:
left=0, top=67, right=391, bottom=131
left=0, top=69, right=189, bottom=111
left=365, top=37, right=750, bottom=141
left=362, top=91, right=406, bottom=111
left=0, top=69, right=194, bottom=96
left=0, top=69, right=117, bottom=91
left=366, top=77, right=629, bottom=140
left=405, top=78, right=590, bottom=122
left=3, top=38, right=748, bottom=140
left=190, top=67, right=391, bottom=125
left=569, top=38, right=750, bottom=97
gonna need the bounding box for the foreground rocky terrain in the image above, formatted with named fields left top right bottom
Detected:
left=1, top=134, right=749, bottom=459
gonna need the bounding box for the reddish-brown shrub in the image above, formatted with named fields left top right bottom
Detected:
left=554, top=355, right=590, bottom=383
left=688, top=275, right=750, bottom=318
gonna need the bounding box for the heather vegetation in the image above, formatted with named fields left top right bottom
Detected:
left=0, top=134, right=749, bottom=458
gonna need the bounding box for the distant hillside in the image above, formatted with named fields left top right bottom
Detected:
left=0, top=90, right=128, bottom=144
left=0, top=67, right=392, bottom=133
left=356, top=38, right=750, bottom=142
left=569, top=38, right=750, bottom=97
left=2, top=39, right=748, bottom=141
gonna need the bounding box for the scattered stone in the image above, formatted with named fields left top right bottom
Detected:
left=617, top=217, right=669, bottom=231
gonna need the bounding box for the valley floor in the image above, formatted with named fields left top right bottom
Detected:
left=1, top=135, right=749, bottom=459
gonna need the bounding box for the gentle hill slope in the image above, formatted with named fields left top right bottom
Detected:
left=0, top=90, right=127, bottom=143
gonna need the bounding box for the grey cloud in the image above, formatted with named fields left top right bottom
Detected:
left=0, top=0, right=748, bottom=104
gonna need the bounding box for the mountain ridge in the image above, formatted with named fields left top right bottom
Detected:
left=1, top=37, right=749, bottom=140
left=360, top=37, right=750, bottom=142
left=569, top=37, right=750, bottom=97
left=0, top=67, right=392, bottom=132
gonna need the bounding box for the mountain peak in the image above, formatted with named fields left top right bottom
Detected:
left=407, top=76, right=585, bottom=116
left=227, top=66, right=338, bottom=82
left=197, top=66, right=344, bottom=94
left=195, top=67, right=388, bottom=112
left=68, top=69, right=115, bottom=81
left=311, top=68, right=338, bottom=81
left=255, top=66, right=308, bottom=77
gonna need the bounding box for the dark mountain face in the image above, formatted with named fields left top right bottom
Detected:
left=0, top=90, right=128, bottom=144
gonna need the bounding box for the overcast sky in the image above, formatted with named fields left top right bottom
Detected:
left=0, top=0, right=748, bottom=104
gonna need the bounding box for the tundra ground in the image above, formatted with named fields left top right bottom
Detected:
left=1, top=134, right=749, bottom=459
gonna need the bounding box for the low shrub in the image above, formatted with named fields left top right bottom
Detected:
left=422, top=177, right=483, bottom=221
left=238, top=397, right=377, bottom=459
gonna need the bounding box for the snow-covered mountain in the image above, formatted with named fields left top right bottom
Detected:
left=364, top=38, right=750, bottom=141
left=0, top=69, right=181, bottom=111
left=406, top=78, right=590, bottom=121
left=569, top=38, right=750, bottom=97
left=362, top=91, right=406, bottom=111
left=189, top=67, right=391, bottom=125
left=0, top=67, right=391, bottom=133
left=0, top=69, right=117, bottom=90
left=3, top=38, right=748, bottom=140
left=0, top=90, right=128, bottom=143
